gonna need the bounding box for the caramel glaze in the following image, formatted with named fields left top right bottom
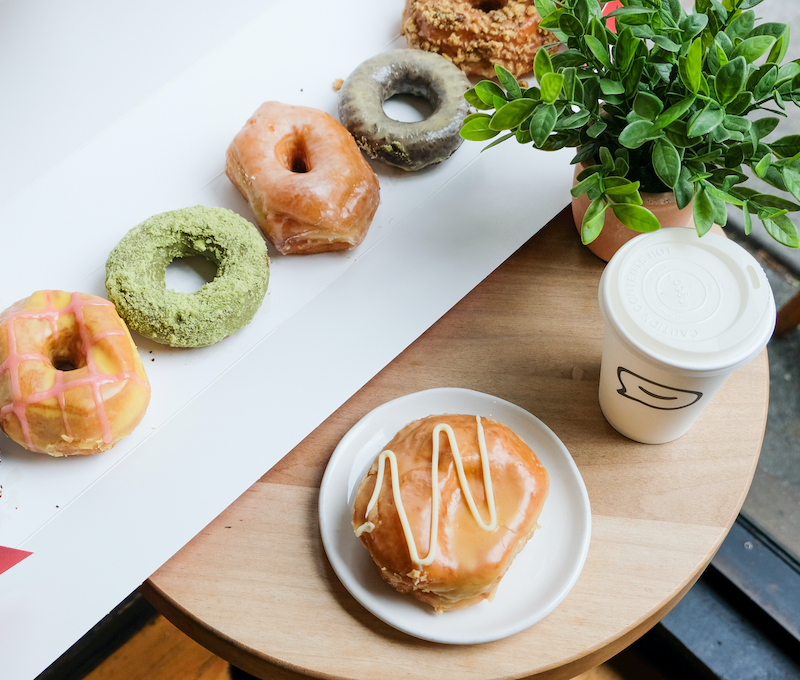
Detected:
left=225, top=101, right=380, bottom=255
left=352, top=414, right=549, bottom=612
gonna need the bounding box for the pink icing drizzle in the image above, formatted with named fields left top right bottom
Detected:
left=0, top=291, right=148, bottom=452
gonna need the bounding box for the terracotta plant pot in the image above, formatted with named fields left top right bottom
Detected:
left=571, top=164, right=694, bottom=262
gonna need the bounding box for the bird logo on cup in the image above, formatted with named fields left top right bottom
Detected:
left=616, top=368, right=703, bottom=410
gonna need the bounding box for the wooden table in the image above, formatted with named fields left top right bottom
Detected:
left=142, top=208, right=769, bottom=680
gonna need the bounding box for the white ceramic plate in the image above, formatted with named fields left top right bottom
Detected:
left=319, top=387, right=592, bottom=644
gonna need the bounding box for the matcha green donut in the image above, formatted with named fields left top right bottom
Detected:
left=105, top=206, right=269, bottom=348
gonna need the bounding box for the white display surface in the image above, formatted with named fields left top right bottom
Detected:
left=0, top=1, right=573, bottom=677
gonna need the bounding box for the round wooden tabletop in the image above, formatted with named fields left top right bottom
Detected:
left=143, top=208, right=769, bottom=680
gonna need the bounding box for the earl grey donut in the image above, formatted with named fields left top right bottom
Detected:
left=105, top=206, right=269, bottom=348
left=338, top=49, right=471, bottom=171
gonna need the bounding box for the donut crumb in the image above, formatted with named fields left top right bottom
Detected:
left=333, top=78, right=344, bottom=91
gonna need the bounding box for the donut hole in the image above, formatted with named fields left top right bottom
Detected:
left=275, top=133, right=311, bottom=174
left=471, top=0, right=507, bottom=10
left=382, top=93, right=435, bottom=123
left=47, top=325, right=86, bottom=372
left=164, top=255, right=219, bottom=294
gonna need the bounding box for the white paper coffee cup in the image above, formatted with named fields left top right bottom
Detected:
left=598, top=229, right=776, bottom=444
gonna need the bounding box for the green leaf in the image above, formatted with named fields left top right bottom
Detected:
left=571, top=172, right=601, bottom=198
left=515, top=126, right=533, bottom=144
left=750, top=64, right=778, bottom=101
left=562, top=67, right=578, bottom=101
left=600, top=146, right=615, bottom=172
left=782, top=165, right=800, bottom=202
left=619, top=120, right=657, bottom=149
left=581, top=197, right=607, bottom=245
left=712, top=41, right=729, bottom=71
left=572, top=145, right=598, bottom=166
left=559, top=12, right=584, bottom=38
left=464, top=87, right=494, bottom=111
left=615, top=155, right=630, bottom=178
left=762, top=213, right=800, bottom=248
left=651, top=35, right=681, bottom=52
left=777, top=61, right=800, bottom=85
left=587, top=119, right=607, bottom=139
left=523, top=86, right=542, bottom=100
left=534, top=47, right=554, bottom=85
left=714, top=30, right=735, bottom=57
left=723, top=115, right=752, bottom=133
left=555, top=109, right=591, bottom=130
left=535, top=0, right=556, bottom=18
left=665, top=120, right=693, bottom=148
left=475, top=81, right=506, bottom=106
left=704, top=184, right=744, bottom=207
left=749, top=193, right=800, bottom=211
left=611, top=204, right=661, bottom=232
left=731, top=35, right=777, bottom=63
left=495, top=65, right=522, bottom=99
left=584, top=34, right=612, bottom=69
left=680, top=12, right=709, bottom=42
left=552, top=49, right=591, bottom=69
left=633, top=91, right=664, bottom=120
left=614, top=27, right=639, bottom=72
left=743, top=204, right=753, bottom=234
left=605, top=5, right=655, bottom=17
left=675, top=167, right=695, bottom=209
left=715, top=56, right=747, bottom=104
left=679, top=38, right=703, bottom=93
left=624, top=56, right=647, bottom=98
left=488, top=99, right=537, bottom=130
left=727, top=92, right=753, bottom=115
left=755, top=153, right=772, bottom=178
left=726, top=10, right=755, bottom=40
left=460, top=115, right=501, bottom=141
left=654, top=97, right=695, bottom=129
left=540, top=72, right=565, bottom=104
left=605, top=180, right=643, bottom=205
left=770, top=135, right=800, bottom=158
left=688, top=103, right=724, bottom=137
left=652, top=138, right=681, bottom=189
left=693, top=186, right=716, bottom=235
left=600, top=78, right=625, bottom=95
left=530, top=103, right=557, bottom=147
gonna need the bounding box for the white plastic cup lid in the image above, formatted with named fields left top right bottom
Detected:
left=599, top=229, right=776, bottom=374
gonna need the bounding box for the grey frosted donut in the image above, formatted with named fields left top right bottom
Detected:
left=105, top=206, right=269, bottom=348
left=338, top=49, right=472, bottom=171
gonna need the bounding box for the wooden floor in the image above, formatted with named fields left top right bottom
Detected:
left=82, top=613, right=669, bottom=680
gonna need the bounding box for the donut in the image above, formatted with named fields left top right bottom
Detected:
left=225, top=101, right=380, bottom=255
left=338, top=49, right=471, bottom=171
left=352, top=414, right=549, bottom=612
left=401, top=0, right=553, bottom=78
left=0, top=290, right=151, bottom=457
left=105, top=206, right=269, bottom=348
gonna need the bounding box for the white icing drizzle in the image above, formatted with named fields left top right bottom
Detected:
left=354, top=416, right=497, bottom=566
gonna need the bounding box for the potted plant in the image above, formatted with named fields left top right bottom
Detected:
left=459, top=0, right=800, bottom=259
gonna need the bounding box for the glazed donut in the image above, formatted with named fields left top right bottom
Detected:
left=0, top=290, right=151, bottom=457
left=401, top=0, right=553, bottom=78
left=105, top=205, right=269, bottom=348
left=338, top=49, right=471, bottom=172
left=352, top=414, right=549, bottom=612
left=226, top=101, right=380, bottom=255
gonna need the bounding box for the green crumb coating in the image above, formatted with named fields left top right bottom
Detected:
left=105, top=206, right=270, bottom=348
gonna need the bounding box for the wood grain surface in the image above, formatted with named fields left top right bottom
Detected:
left=143, top=208, right=769, bottom=680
